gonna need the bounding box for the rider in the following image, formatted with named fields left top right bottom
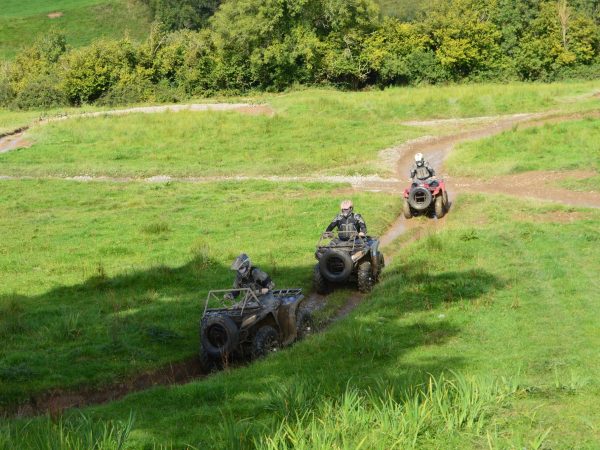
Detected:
left=224, top=253, right=275, bottom=300
left=324, top=200, right=367, bottom=241
left=410, top=153, right=436, bottom=182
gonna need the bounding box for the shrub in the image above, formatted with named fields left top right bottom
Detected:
left=62, top=39, right=138, bottom=104
left=13, top=75, right=67, bottom=110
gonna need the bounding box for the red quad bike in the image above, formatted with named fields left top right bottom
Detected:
left=403, top=178, right=449, bottom=219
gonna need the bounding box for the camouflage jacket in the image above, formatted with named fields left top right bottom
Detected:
left=232, top=266, right=275, bottom=297
left=326, top=212, right=367, bottom=239
left=410, top=161, right=436, bottom=181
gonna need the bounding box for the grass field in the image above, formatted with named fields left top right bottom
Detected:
left=3, top=194, right=598, bottom=448
left=1, top=81, right=600, bottom=178
left=446, top=116, right=600, bottom=193
left=0, top=179, right=399, bottom=408
left=0, top=0, right=151, bottom=60
left=1, top=81, right=600, bottom=449
left=446, top=117, right=600, bottom=177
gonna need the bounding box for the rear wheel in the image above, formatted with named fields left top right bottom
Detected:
left=442, top=190, right=449, bottom=211
left=313, top=264, right=330, bottom=294
left=435, top=195, right=445, bottom=218
left=403, top=200, right=413, bottom=219
left=357, top=261, right=374, bottom=293
left=253, top=326, right=280, bottom=358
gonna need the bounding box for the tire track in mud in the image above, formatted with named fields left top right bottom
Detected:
left=3, top=107, right=600, bottom=419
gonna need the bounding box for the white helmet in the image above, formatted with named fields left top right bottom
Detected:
left=415, top=153, right=424, bottom=166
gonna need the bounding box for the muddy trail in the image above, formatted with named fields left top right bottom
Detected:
left=2, top=106, right=600, bottom=419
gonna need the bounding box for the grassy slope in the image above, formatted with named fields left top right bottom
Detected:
left=5, top=194, right=597, bottom=449
left=0, top=0, right=151, bottom=60
left=0, top=180, right=399, bottom=407
left=1, top=81, right=600, bottom=178
left=2, top=82, right=600, bottom=448
left=445, top=117, right=600, bottom=191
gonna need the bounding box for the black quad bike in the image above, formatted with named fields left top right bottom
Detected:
left=403, top=178, right=449, bottom=219
left=199, top=288, right=312, bottom=371
left=313, top=232, right=385, bottom=294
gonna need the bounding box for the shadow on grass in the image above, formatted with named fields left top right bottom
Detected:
left=0, top=253, right=502, bottom=430
left=78, top=262, right=504, bottom=447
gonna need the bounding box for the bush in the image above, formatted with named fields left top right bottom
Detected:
left=13, top=75, right=67, bottom=110
left=62, top=39, right=138, bottom=104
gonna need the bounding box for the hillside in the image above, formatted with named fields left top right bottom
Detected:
left=0, top=82, right=599, bottom=448
left=0, top=0, right=152, bottom=60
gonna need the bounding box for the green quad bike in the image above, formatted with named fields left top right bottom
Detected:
left=199, top=288, right=313, bottom=371
left=313, top=232, right=385, bottom=294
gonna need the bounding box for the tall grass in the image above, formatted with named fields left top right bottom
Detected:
left=256, top=372, right=517, bottom=449
left=1, top=412, right=134, bottom=450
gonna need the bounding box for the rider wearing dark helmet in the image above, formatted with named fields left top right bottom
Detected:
left=324, top=200, right=367, bottom=241
left=410, top=152, right=436, bottom=182
left=224, top=253, right=275, bottom=300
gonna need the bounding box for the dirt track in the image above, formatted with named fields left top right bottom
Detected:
left=2, top=103, right=600, bottom=419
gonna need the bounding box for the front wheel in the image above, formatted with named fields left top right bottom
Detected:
left=253, top=326, right=280, bottom=358
left=357, top=261, right=374, bottom=293
left=435, top=195, right=445, bottom=218
left=313, top=264, right=330, bottom=294
left=199, top=347, right=222, bottom=373
left=403, top=200, right=413, bottom=219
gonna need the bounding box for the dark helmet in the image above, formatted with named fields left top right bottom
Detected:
left=231, top=253, right=251, bottom=276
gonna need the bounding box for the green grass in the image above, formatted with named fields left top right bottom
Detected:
left=2, top=81, right=600, bottom=178
left=3, top=193, right=598, bottom=448
left=0, top=0, right=151, bottom=60
left=446, top=117, right=600, bottom=178
left=0, top=179, right=399, bottom=408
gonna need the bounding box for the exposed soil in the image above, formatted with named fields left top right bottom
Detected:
left=6, top=359, right=204, bottom=418
left=47, top=12, right=64, bottom=19
left=2, top=103, right=600, bottom=419
left=451, top=170, right=600, bottom=209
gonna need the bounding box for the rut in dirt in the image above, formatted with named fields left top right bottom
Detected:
left=3, top=105, right=599, bottom=419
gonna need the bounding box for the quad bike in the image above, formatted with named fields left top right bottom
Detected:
left=199, top=288, right=312, bottom=371
left=403, top=177, right=449, bottom=219
left=313, top=232, right=385, bottom=294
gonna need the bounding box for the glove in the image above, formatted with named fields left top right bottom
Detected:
left=323, top=231, right=333, bottom=238
left=260, top=288, right=269, bottom=294
left=223, top=293, right=234, bottom=301
left=358, top=232, right=366, bottom=238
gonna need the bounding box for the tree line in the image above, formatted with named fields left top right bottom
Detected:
left=1, top=0, right=599, bottom=109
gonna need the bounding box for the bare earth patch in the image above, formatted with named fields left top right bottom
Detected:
left=47, top=12, right=63, bottom=19
left=450, top=170, right=600, bottom=209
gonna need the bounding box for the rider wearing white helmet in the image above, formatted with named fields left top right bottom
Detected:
left=410, top=153, right=436, bottom=181
left=324, top=200, right=367, bottom=241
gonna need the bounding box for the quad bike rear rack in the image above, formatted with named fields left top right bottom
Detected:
left=203, top=288, right=303, bottom=318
